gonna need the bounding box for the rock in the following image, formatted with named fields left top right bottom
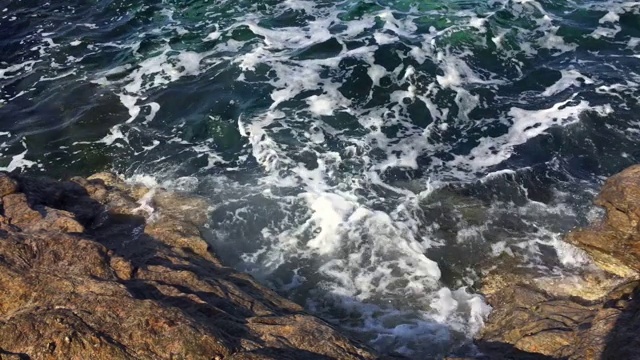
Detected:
left=3, top=193, right=42, bottom=226
left=566, top=165, right=640, bottom=277
left=531, top=272, right=621, bottom=302
left=596, top=165, right=640, bottom=233
left=86, top=172, right=123, bottom=188
left=0, top=173, right=18, bottom=197
left=151, top=189, right=210, bottom=225
left=0, top=173, right=378, bottom=360
left=477, top=264, right=640, bottom=360
left=476, top=165, right=640, bottom=360
left=144, top=217, right=212, bottom=259
left=0, top=351, right=25, bottom=360
left=87, top=172, right=149, bottom=200
left=2, top=193, right=84, bottom=233
left=478, top=280, right=590, bottom=358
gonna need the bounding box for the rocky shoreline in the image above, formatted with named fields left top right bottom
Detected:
left=0, top=172, right=383, bottom=360
left=474, top=165, right=640, bottom=359
left=2, top=166, right=640, bottom=359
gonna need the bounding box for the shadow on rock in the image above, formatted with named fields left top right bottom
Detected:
left=601, top=283, right=640, bottom=359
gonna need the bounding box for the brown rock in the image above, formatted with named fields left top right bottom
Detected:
left=86, top=172, right=123, bottom=187
left=86, top=172, right=149, bottom=200
left=110, top=255, right=134, bottom=280
left=478, top=269, right=640, bottom=359
left=37, top=207, right=85, bottom=233
left=477, top=165, right=640, bottom=360
left=3, top=193, right=42, bottom=225
left=596, top=164, right=640, bottom=233
left=0, top=173, right=18, bottom=197
left=151, top=189, right=210, bottom=225
left=2, top=194, right=84, bottom=233
left=144, top=218, right=211, bottom=258
left=566, top=229, right=637, bottom=278
left=566, top=165, right=640, bottom=276
left=0, top=173, right=377, bottom=360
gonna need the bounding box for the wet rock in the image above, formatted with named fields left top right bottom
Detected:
left=87, top=172, right=149, bottom=200
left=0, top=173, right=378, bottom=360
left=477, top=261, right=640, bottom=359
left=478, top=280, right=589, bottom=358
left=595, top=165, right=640, bottom=234
left=0, top=173, right=18, bottom=197
left=144, top=217, right=212, bottom=259
left=566, top=164, right=640, bottom=277
left=86, top=172, right=123, bottom=188
left=566, top=230, right=638, bottom=278
left=531, top=272, right=621, bottom=302
left=152, top=189, right=210, bottom=225
left=477, top=165, right=640, bottom=359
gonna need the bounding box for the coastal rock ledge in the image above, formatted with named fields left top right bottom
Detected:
left=0, top=172, right=379, bottom=360
left=475, top=165, right=640, bottom=360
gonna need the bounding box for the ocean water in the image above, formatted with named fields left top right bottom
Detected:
left=2, top=0, right=640, bottom=358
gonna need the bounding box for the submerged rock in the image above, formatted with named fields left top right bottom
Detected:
left=476, top=165, right=640, bottom=359
left=0, top=173, right=379, bottom=360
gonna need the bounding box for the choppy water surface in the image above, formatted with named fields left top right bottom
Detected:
left=2, top=0, right=640, bottom=357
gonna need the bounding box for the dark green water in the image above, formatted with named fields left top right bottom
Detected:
left=2, top=0, right=640, bottom=358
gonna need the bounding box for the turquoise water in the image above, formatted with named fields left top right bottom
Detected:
left=2, top=0, right=640, bottom=357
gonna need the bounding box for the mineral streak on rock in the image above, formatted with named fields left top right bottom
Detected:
left=0, top=172, right=379, bottom=360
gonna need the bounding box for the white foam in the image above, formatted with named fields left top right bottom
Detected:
left=132, top=188, right=156, bottom=217
left=591, top=25, right=621, bottom=39
left=549, top=235, right=592, bottom=268
left=120, top=94, right=140, bottom=123
left=0, top=141, right=38, bottom=172
left=307, top=95, right=335, bottom=116
left=205, top=31, right=221, bottom=42
left=282, top=0, right=315, bottom=11
left=491, top=241, right=514, bottom=257
left=374, top=32, right=398, bottom=45
left=0, top=60, right=38, bottom=80
left=40, top=70, right=76, bottom=81
left=542, top=69, right=594, bottom=96
left=125, top=173, right=159, bottom=188
left=98, top=125, right=128, bottom=146
left=430, top=287, right=491, bottom=334
left=455, top=98, right=609, bottom=171
left=600, top=11, right=620, bottom=24
left=367, top=64, right=387, bottom=87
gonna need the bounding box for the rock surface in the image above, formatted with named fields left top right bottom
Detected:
left=475, top=165, right=640, bottom=359
left=476, top=270, right=640, bottom=359
left=0, top=172, right=379, bottom=360
left=566, top=164, right=640, bottom=278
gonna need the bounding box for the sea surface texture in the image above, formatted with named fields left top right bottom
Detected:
left=1, top=0, right=640, bottom=358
